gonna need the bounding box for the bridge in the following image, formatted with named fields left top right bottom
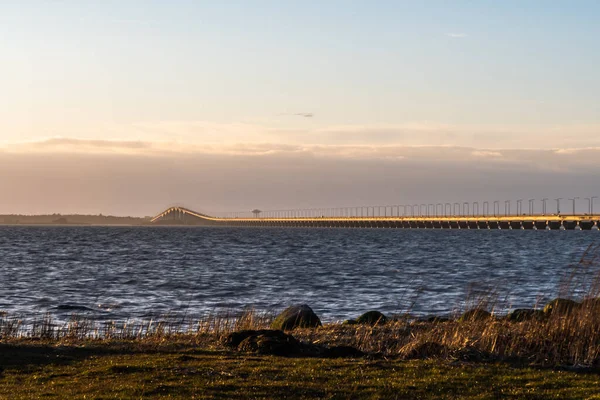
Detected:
left=151, top=205, right=600, bottom=230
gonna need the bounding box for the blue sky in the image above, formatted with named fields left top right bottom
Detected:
left=1, top=1, right=599, bottom=144
left=1, top=1, right=599, bottom=214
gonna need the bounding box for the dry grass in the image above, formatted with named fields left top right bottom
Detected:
left=293, top=311, right=600, bottom=366
left=0, top=308, right=274, bottom=342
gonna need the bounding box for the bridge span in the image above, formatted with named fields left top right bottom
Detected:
left=151, top=206, right=600, bottom=230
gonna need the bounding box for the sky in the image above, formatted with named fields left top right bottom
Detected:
left=1, top=1, right=599, bottom=216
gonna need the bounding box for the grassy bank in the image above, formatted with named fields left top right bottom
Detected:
left=2, top=340, right=600, bottom=399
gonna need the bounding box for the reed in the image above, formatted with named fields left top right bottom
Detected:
left=0, top=308, right=273, bottom=342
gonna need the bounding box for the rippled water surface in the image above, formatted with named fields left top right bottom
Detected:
left=0, top=226, right=598, bottom=322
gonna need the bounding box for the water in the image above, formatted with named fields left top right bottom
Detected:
left=0, top=226, right=598, bottom=323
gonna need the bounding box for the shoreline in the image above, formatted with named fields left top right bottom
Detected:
left=1, top=296, right=598, bottom=362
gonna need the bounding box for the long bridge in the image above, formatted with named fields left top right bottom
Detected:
left=151, top=205, right=600, bottom=230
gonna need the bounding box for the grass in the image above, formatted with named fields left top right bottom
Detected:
left=2, top=341, right=600, bottom=399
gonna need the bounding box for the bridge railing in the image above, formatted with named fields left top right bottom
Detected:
left=207, top=198, right=599, bottom=219
left=156, top=197, right=599, bottom=221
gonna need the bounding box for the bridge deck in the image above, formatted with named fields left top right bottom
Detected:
left=151, top=207, right=600, bottom=229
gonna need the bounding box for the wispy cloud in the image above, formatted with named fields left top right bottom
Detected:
left=445, top=33, right=468, bottom=38
left=278, top=112, right=315, bottom=118
left=5, top=120, right=600, bottom=150
left=472, top=150, right=503, bottom=158
left=4, top=138, right=600, bottom=172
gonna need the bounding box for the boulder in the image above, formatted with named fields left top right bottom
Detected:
left=223, top=329, right=284, bottom=348
left=458, top=308, right=492, bottom=322
left=271, top=305, right=322, bottom=330
left=542, top=298, right=580, bottom=315
left=356, top=311, right=388, bottom=326
left=342, top=319, right=357, bottom=325
left=223, top=329, right=364, bottom=358
left=506, top=309, right=544, bottom=322
left=237, top=331, right=303, bottom=356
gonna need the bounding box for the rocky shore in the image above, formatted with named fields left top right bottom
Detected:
left=218, top=298, right=600, bottom=368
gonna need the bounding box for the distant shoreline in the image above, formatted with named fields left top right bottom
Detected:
left=0, top=223, right=151, bottom=227
left=0, top=214, right=150, bottom=226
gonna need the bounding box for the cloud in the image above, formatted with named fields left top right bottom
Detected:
left=554, top=147, right=600, bottom=155
left=472, top=150, right=503, bottom=157
left=5, top=119, right=600, bottom=150
left=445, top=33, right=468, bottom=38
left=32, top=138, right=150, bottom=150
left=277, top=113, right=314, bottom=118
left=4, top=138, right=600, bottom=174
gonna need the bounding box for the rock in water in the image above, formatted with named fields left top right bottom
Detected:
left=356, top=311, right=388, bottom=326
left=271, top=304, right=322, bottom=330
